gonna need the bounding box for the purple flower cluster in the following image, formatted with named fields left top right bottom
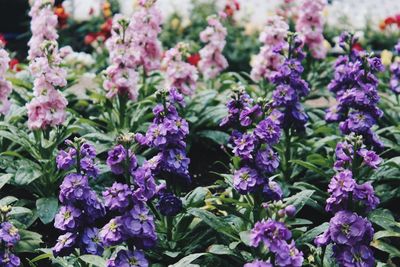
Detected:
left=221, top=86, right=283, bottom=198
left=390, top=40, right=400, bottom=94
left=315, top=211, right=375, bottom=267
left=316, top=32, right=383, bottom=267
left=100, top=141, right=157, bottom=265
left=0, top=207, right=20, bottom=267
left=56, top=141, right=99, bottom=178
left=326, top=32, right=384, bottom=150
left=53, top=141, right=105, bottom=257
left=271, top=34, right=310, bottom=132
left=136, top=88, right=190, bottom=184
left=250, top=219, right=303, bottom=267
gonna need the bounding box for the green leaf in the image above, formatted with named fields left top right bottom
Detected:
left=296, top=222, right=329, bottom=245
left=79, top=255, right=107, bottom=267
left=323, top=244, right=337, bottom=266
left=374, top=230, right=400, bottom=240
left=289, top=160, right=326, bottom=177
left=14, top=166, right=41, bottom=185
left=183, top=187, right=209, bottom=208
left=208, top=244, right=236, bottom=256
left=197, top=130, right=230, bottom=145
left=239, top=230, right=251, bottom=246
left=371, top=240, right=400, bottom=257
left=170, top=253, right=206, bottom=267
left=0, top=174, right=12, bottom=190
left=36, top=197, right=59, bottom=224
left=368, top=209, right=399, bottom=230
left=188, top=208, right=239, bottom=241
left=284, top=190, right=315, bottom=215
left=9, top=207, right=32, bottom=216
left=14, top=230, right=42, bottom=253
left=0, top=196, right=18, bottom=206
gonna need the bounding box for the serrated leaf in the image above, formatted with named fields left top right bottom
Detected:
left=36, top=197, right=58, bottom=224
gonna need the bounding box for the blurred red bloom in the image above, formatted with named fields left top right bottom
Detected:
left=9, top=58, right=21, bottom=72
left=187, top=53, right=201, bottom=66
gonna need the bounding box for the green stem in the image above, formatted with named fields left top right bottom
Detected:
left=166, top=215, right=173, bottom=241
left=118, top=94, right=127, bottom=129
left=283, top=127, right=292, bottom=181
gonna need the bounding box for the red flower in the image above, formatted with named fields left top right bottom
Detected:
left=55, top=5, right=69, bottom=28
left=352, top=42, right=363, bottom=52
left=84, top=32, right=98, bottom=45
left=9, top=58, right=21, bottom=72
left=187, top=53, right=201, bottom=66
left=0, top=34, right=6, bottom=46
left=384, top=16, right=396, bottom=25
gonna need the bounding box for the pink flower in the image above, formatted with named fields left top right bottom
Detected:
left=0, top=47, right=12, bottom=114
left=250, top=16, right=288, bottom=82
left=198, top=15, right=228, bottom=79
left=26, top=0, right=68, bottom=129
left=162, top=43, right=198, bottom=95
left=295, top=0, right=327, bottom=59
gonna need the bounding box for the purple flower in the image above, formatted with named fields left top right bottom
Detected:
left=274, top=240, right=304, bottom=267
left=367, top=57, right=384, bottom=72
left=103, top=182, right=132, bottom=211
left=239, top=105, right=262, bottom=127
left=254, top=117, right=281, bottom=145
left=0, top=252, right=20, bottom=267
left=243, top=260, right=272, bottom=267
left=272, top=84, right=297, bottom=106
left=107, top=145, right=137, bottom=175
left=357, top=148, right=382, bottom=169
left=80, top=157, right=99, bottom=178
left=232, top=133, right=256, bottom=160
left=285, top=205, right=296, bottom=217
left=326, top=170, right=355, bottom=212
left=263, top=180, right=283, bottom=201
left=327, top=211, right=373, bottom=246
left=80, top=143, right=96, bottom=158
left=255, top=147, right=280, bottom=174
left=233, top=167, right=260, bottom=194
left=133, top=166, right=157, bottom=201
left=335, top=141, right=353, bottom=162
left=81, top=227, right=103, bottom=256
left=156, top=193, right=182, bottom=216
left=113, top=249, right=148, bottom=267
left=169, top=87, right=185, bottom=106
left=56, top=148, right=76, bottom=170
left=100, top=217, right=125, bottom=246
left=344, top=111, right=375, bottom=134
left=335, top=244, right=375, bottom=267
left=0, top=222, right=20, bottom=247
left=250, top=219, right=292, bottom=251
left=54, top=205, right=81, bottom=231
left=59, top=173, right=89, bottom=203
left=354, top=182, right=380, bottom=211
left=162, top=148, right=190, bottom=176
left=84, top=190, right=106, bottom=222
left=53, top=232, right=76, bottom=257
left=121, top=202, right=156, bottom=248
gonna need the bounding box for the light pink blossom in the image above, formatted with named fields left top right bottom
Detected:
left=198, top=15, right=228, bottom=79
left=162, top=43, right=198, bottom=95
left=296, top=0, right=327, bottom=59
left=250, top=16, right=288, bottom=82
left=103, top=15, right=139, bottom=101
left=26, top=0, right=68, bottom=129
left=0, top=44, right=12, bottom=115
